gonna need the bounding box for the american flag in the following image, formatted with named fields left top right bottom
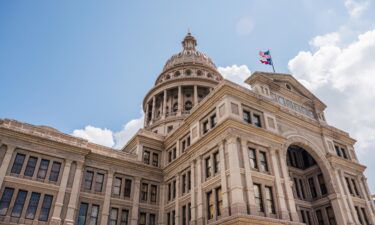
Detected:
left=259, top=50, right=273, bottom=65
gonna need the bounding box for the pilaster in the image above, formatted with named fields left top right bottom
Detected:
left=64, top=161, right=84, bottom=225
left=178, top=86, right=183, bottom=116
left=218, top=142, right=230, bottom=217
left=196, top=156, right=204, bottom=225
left=131, top=177, right=141, bottom=225
left=101, top=170, right=114, bottom=225
left=0, top=145, right=15, bottom=188
left=158, top=184, right=165, bottom=225
left=190, top=161, right=196, bottom=224
left=194, top=85, right=198, bottom=107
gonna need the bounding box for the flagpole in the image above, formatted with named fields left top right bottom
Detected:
left=269, top=49, right=276, bottom=73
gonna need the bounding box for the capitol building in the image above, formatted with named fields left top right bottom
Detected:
left=0, top=33, right=374, bottom=225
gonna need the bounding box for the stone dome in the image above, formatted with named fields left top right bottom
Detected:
left=162, top=32, right=218, bottom=72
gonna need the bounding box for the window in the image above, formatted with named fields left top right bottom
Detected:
left=294, top=178, right=301, bottom=199
left=317, top=174, right=327, bottom=195
left=316, top=209, right=324, bottom=225
left=121, top=209, right=129, bottom=225
left=207, top=191, right=214, bottom=220
left=306, top=211, right=312, bottom=225
left=0, top=187, right=14, bottom=216
left=216, top=187, right=223, bottom=216
left=168, top=151, right=172, bottom=163
left=141, top=183, right=148, bottom=201
left=172, top=180, right=176, bottom=199
left=308, top=177, right=317, bottom=198
left=89, top=204, right=99, bottom=225
left=205, top=157, right=211, bottom=178
left=259, top=152, right=268, bottom=172
left=151, top=185, right=157, bottom=203
left=248, top=148, right=258, bottom=169
left=172, top=148, right=177, bottom=160
left=95, top=173, right=104, bottom=192
left=113, top=177, right=122, bottom=195
left=11, top=153, right=26, bottom=174
left=11, top=190, right=27, bottom=218
left=149, top=213, right=156, bottom=225
left=243, top=110, right=251, bottom=123
left=152, top=153, right=159, bottom=167
left=182, top=205, right=187, bottom=225
left=188, top=171, right=191, bottom=191
left=182, top=174, right=186, bottom=194
left=253, top=114, right=262, bottom=127
left=326, top=206, right=336, bottom=225
left=265, top=186, right=275, bottom=214
left=299, top=179, right=306, bottom=199
left=143, top=151, right=150, bottom=164
left=213, top=152, right=220, bottom=174
left=24, top=156, right=38, bottom=177
left=334, top=144, right=349, bottom=159
left=168, top=183, right=172, bottom=201
left=109, top=208, right=118, bottom=225
left=77, top=203, right=89, bottom=225
left=25, top=192, right=41, bottom=219
left=84, top=171, right=94, bottom=190
left=254, top=184, right=264, bottom=212
left=139, top=212, right=146, bottom=225
left=124, top=179, right=132, bottom=197
left=37, top=159, right=50, bottom=180
left=203, top=120, right=209, bottom=134
left=351, top=179, right=360, bottom=196
left=360, top=207, right=369, bottom=225
left=301, top=210, right=307, bottom=223
left=345, top=177, right=354, bottom=195
left=210, top=114, right=217, bottom=128
left=49, top=161, right=61, bottom=182
left=39, top=194, right=53, bottom=221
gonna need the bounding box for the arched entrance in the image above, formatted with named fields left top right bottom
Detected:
left=286, top=144, right=337, bottom=225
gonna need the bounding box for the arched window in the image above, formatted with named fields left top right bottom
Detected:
left=165, top=74, right=171, bottom=80
left=197, top=70, right=203, bottom=76
left=185, top=101, right=192, bottom=111
left=174, top=71, right=181, bottom=77
left=207, top=73, right=212, bottom=78
left=185, top=69, right=192, bottom=76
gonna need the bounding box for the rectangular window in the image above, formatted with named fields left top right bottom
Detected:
left=141, top=183, right=148, bottom=201
left=168, top=183, right=171, bottom=201
left=254, top=184, right=264, bottom=212
left=306, top=211, right=312, bottom=225
left=308, top=177, right=317, bottom=198
left=49, top=161, right=61, bottom=182
left=124, top=179, right=132, bottom=197
left=203, top=120, right=209, bottom=134
left=299, top=179, right=306, bottom=199
left=149, top=213, right=156, bottom=225
left=89, top=204, right=99, bottom=225
left=77, top=203, right=89, bottom=225
left=0, top=187, right=14, bottom=216
left=341, top=147, right=348, bottom=159
left=25, top=192, right=41, bottom=220
left=11, top=190, right=27, bottom=218
left=207, top=191, right=214, bottom=220
left=182, top=205, right=187, bottom=225
left=243, top=110, right=251, bottom=124
left=84, top=171, right=94, bottom=190
left=317, top=174, right=327, bottom=195
left=210, top=114, right=217, bottom=128
left=39, top=194, right=53, bottom=221
left=294, top=177, right=301, bottom=199
left=188, top=203, right=191, bottom=222
left=113, top=177, right=122, bottom=196
left=248, top=148, right=258, bottom=169
left=334, top=145, right=342, bottom=157
left=253, top=114, right=262, bottom=127
left=345, top=177, right=354, bottom=195
left=301, top=210, right=307, bottom=223
left=95, top=173, right=104, bottom=192
left=168, top=151, right=172, bottom=163
left=355, top=206, right=363, bottom=225
left=182, top=140, right=186, bottom=152
left=167, top=212, right=171, bottom=225
left=11, top=153, right=26, bottom=175
left=173, top=180, right=176, bottom=199
left=109, top=207, right=118, bottom=225
left=265, top=186, right=275, bottom=214
left=139, top=212, right=146, bottom=225
left=182, top=174, right=186, bottom=194
left=351, top=179, right=360, bottom=196
left=151, top=185, right=157, bottom=203
left=205, top=157, right=211, bottom=178
left=143, top=151, right=150, bottom=164
left=172, top=210, right=176, bottom=225
left=121, top=209, right=129, bottom=225
left=37, top=159, right=50, bottom=180
left=188, top=171, right=191, bottom=191
left=172, top=148, right=176, bottom=160
left=216, top=187, right=223, bottom=216
left=24, top=156, right=38, bottom=177
left=326, top=206, right=336, bottom=225
left=152, top=153, right=159, bottom=167
left=316, top=209, right=324, bottom=225
left=213, top=152, right=220, bottom=174
left=259, top=151, right=268, bottom=172
left=361, top=207, right=369, bottom=225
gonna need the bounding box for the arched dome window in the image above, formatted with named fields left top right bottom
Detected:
left=207, top=73, right=212, bottom=78
left=165, top=74, right=171, bottom=80
left=173, top=103, right=178, bottom=112
left=185, top=69, right=192, bottom=76
left=197, top=70, right=203, bottom=76
left=174, top=71, right=181, bottom=77
left=185, top=101, right=192, bottom=111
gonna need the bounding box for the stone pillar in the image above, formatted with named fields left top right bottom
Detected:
left=333, top=168, right=355, bottom=224
left=145, top=103, right=150, bottom=125
left=162, top=89, right=167, bottom=119
left=178, top=86, right=183, bottom=116
left=226, top=136, right=246, bottom=215
left=175, top=175, right=180, bottom=225
left=278, top=150, right=299, bottom=221
left=64, top=161, right=84, bottom=225
left=194, top=85, right=198, bottom=107
left=131, top=177, right=141, bottom=225
left=151, top=96, right=156, bottom=121
left=218, top=142, right=230, bottom=217
left=101, top=170, right=114, bottom=225
left=158, top=184, right=166, bottom=225
left=269, top=148, right=289, bottom=220
left=0, top=145, right=15, bottom=188
left=50, top=159, right=72, bottom=225
left=357, top=176, right=375, bottom=224
left=362, top=176, right=375, bottom=213
left=190, top=161, right=196, bottom=224
left=196, top=157, right=204, bottom=225
left=339, top=169, right=359, bottom=224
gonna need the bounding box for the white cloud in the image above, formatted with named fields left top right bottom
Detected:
left=309, top=32, right=340, bottom=48
left=218, top=64, right=252, bottom=87
left=72, top=109, right=144, bottom=149
left=345, top=0, right=369, bottom=18
left=236, top=17, right=255, bottom=37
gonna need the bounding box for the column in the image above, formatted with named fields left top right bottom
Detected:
left=145, top=104, right=150, bottom=125
left=362, top=176, right=375, bottom=213
left=190, top=161, right=196, bottom=224
left=226, top=136, right=247, bottom=215
left=239, top=140, right=256, bottom=215
left=158, top=184, right=166, bottom=225
left=64, top=161, right=84, bottom=225
left=101, top=170, right=114, bottom=225
left=162, top=89, right=167, bottom=119
left=131, top=177, right=141, bottom=225
left=0, top=145, right=15, bottom=188
left=175, top=175, right=180, bottom=225
left=196, top=157, right=204, bottom=225
left=194, top=85, right=198, bottom=107
left=357, top=176, right=375, bottom=224
left=151, top=96, right=156, bottom=121
left=278, top=150, right=299, bottom=221
left=332, top=168, right=355, bottom=224
left=269, top=148, right=289, bottom=220
left=51, top=159, right=73, bottom=225
left=339, top=169, right=358, bottom=224
left=178, top=86, right=183, bottom=116
left=218, top=142, right=230, bottom=217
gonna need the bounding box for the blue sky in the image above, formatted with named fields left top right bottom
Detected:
left=1, top=1, right=375, bottom=191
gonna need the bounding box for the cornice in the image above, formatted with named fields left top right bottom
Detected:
left=327, top=154, right=366, bottom=173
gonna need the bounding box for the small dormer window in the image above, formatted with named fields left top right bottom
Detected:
left=286, top=84, right=292, bottom=90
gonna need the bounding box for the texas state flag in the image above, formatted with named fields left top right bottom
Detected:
left=259, top=50, right=273, bottom=65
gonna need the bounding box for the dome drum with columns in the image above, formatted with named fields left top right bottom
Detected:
left=143, top=33, right=223, bottom=134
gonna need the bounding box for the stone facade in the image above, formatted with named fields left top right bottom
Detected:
left=0, top=33, right=374, bottom=225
